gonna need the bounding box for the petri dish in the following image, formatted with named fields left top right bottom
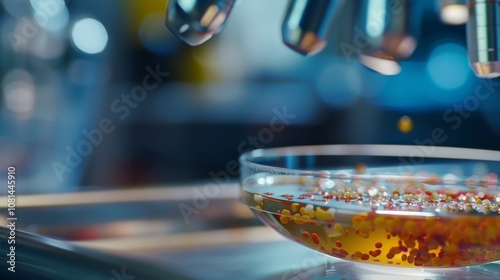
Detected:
left=239, top=145, right=500, bottom=268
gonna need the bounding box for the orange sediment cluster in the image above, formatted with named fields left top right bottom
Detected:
left=267, top=200, right=500, bottom=267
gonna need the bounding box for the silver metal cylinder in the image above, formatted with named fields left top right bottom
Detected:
left=282, top=0, right=345, bottom=55
left=165, top=0, right=237, bottom=46
left=467, top=0, right=500, bottom=78
left=357, top=0, right=418, bottom=60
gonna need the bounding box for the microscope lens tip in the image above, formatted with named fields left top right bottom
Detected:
left=165, top=0, right=236, bottom=46
left=470, top=61, right=500, bottom=79
left=283, top=33, right=327, bottom=56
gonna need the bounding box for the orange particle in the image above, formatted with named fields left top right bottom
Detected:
left=386, top=252, right=395, bottom=259
left=311, top=233, right=320, bottom=244
left=333, top=223, right=344, bottom=233
left=398, top=115, right=413, bottom=133
left=293, top=213, right=305, bottom=225
left=301, top=231, right=310, bottom=239
left=404, top=239, right=416, bottom=249
left=371, top=250, right=381, bottom=257
left=402, top=254, right=407, bottom=261
left=340, top=249, right=349, bottom=256
left=355, top=163, right=367, bottom=174
left=389, top=246, right=402, bottom=255
left=279, top=215, right=289, bottom=224
left=345, top=229, right=349, bottom=237
left=301, top=215, right=311, bottom=221
left=423, top=176, right=441, bottom=185
left=375, top=242, right=383, bottom=248
left=352, top=216, right=363, bottom=224
left=335, top=240, right=342, bottom=248
left=386, top=234, right=391, bottom=239
left=355, top=251, right=363, bottom=258
left=420, top=252, right=431, bottom=260
left=407, top=255, right=415, bottom=264
left=361, top=254, right=370, bottom=260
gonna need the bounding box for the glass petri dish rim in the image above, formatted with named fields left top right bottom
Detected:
left=239, top=144, right=500, bottom=184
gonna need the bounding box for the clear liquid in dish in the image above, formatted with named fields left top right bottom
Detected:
left=242, top=173, right=500, bottom=268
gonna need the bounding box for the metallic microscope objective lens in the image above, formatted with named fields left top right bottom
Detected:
left=165, top=0, right=237, bottom=46
left=357, top=0, right=417, bottom=60
left=282, top=0, right=345, bottom=56
left=467, top=0, right=500, bottom=78
left=353, top=0, right=418, bottom=75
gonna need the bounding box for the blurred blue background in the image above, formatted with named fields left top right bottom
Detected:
left=1, top=0, right=500, bottom=193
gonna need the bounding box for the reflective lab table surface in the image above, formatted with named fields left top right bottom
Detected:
left=2, top=183, right=500, bottom=280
